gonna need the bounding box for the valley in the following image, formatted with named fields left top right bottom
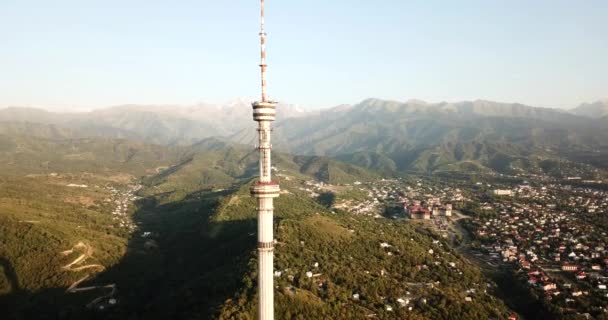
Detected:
left=1, top=0, right=606, bottom=318
left=1, top=98, right=608, bottom=319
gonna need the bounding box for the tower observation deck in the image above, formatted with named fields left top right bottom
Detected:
left=250, top=1, right=279, bottom=320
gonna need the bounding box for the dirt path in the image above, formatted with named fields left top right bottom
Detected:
left=61, top=242, right=105, bottom=272
left=60, top=242, right=116, bottom=307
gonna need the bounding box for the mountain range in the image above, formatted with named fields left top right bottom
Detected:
left=2, top=98, right=607, bottom=319
left=2, top=98, right=608, bottom=176
left=0, top=101, right=310, bottom=145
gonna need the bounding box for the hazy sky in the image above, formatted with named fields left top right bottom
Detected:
left=0, top=0, right=606, bottom=110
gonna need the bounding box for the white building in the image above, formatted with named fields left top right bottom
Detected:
left=493, top=189, right=513, bottom=196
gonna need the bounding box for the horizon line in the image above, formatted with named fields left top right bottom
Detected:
left=1, top=96, right=607, bottom=113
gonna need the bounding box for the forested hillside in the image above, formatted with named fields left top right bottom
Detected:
left=0, top=134, right=182, bottom=177
left=2, top=98, right=607, bottom=319
left=217, top=182, right=511, bottom=319
left=0, top=132, right=513, bottom=319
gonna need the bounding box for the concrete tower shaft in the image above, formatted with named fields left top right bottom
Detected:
left=250, top=1, right=279, bottom=320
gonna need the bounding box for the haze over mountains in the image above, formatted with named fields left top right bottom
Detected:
left=0, top=101, right=310, bottom=145
left=570, top=99, right=608, bottom=119
left=2, top=98, right=608, bottom=176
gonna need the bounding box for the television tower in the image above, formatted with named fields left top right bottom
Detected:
left=250, top=0, right=279, bottom=319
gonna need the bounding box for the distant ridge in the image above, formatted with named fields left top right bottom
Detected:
left=230, top=98, right=608, bottom=175
left=2, top=97, right=608, bottom=176
left=0, top=101, right=309, bottom=145
left=570, top=99, right=608, bottom=118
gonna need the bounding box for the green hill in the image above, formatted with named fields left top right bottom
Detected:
left=217, top=193, right=512, bottom=319
left=0, top=132, right=514, bottom=319
left=335, top=151, right=398, bottom=175
left=0, top=133, right=185, bottom=177
left=0, top=169, right=511, bottom=319
left=93, top=174, right=511, bottom=320
left=0, top=134, right=379, bottom=318
left=142, top=138, right=378, bottom=200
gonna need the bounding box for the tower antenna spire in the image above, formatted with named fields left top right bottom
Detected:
left=251, top=1, right=279, bottom=320
left=260, top=0, right=268, bottom=102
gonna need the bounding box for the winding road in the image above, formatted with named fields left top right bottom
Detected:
left=61, top=242, right=116, bottom=307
